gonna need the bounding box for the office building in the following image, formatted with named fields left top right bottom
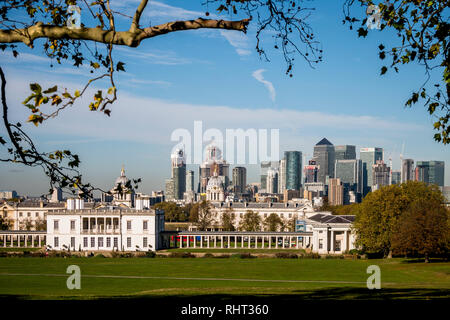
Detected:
left=171, top=149, right=186, bottom=200
left=232, top=166, right=247, bottom=194
left=335, top=159, right=363, bottom=195
left=401, top=159, right=415, bottom=183
left=391, top=171, right=401, bottom=184
left=328, top=178, right=344, bottom=206
left=313, top=138, right=335, bottom=184
left=415, top=160, right=445, bottom=187
left=334, top=145, right=356, bottom=161
left=372, top=160, right=390, bottom=190
left=304, top=160, right=319, bottom=183
left=266, top=168, right=279, bottom=194
left=284, top=151, right=302, bottom=191
left=186, top=170, right=194, bottom=193
left=360, top=147, right=383, bottom=195
left=278, top=158, right=286, bottom=194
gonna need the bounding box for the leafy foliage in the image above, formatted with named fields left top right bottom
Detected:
left=353, top=181, right=446, bottom=257
left=239, top=210, right=262, bottom=231
left=344, top=0, right=450, bottom=143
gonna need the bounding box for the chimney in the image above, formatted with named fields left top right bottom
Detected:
left=39, top=200, right=44, bottom=208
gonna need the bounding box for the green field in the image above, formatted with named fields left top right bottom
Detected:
left=0, top=257, right=448, bottom=300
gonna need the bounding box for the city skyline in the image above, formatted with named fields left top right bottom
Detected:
left=0, top=0, right=449, bottom=195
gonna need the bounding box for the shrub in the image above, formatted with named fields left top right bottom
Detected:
left=299, top=252, right=321, bottom=259
left=168, top=252, right=195, bottom=258
left=234, top=253, right=256, bottom=259
left=203, top=253, right=214, bottom=258
left=214, top=254, right=231, bottom=259
left=145, top=251, right=156, bottom=258
left=95, top=253, right=106, bottom=258
left=275, top=252, right=298, bottom=259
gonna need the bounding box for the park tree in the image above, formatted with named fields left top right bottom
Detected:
left=0, top=216, right=12, bottom=230
left=221, top=207, right=236, bottom=231
left=0, top=0, right=447, bottom=198
left=263, top=213, right=282, bottom=231
left=391, top=199, right=449, bottom=262
left=34, top=217, right=47, bottom=231
left=189, top=200, right=214, bottom=231
left=239, top=210, right=261, bottom=231
left=155, top=201, right=182, bottom=222
left=353, top=181, right=445, bottom=257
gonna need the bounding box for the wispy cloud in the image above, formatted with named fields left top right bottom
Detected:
left=115, top=47, right=191, bottom=65
left=220, top=30, right=252, bottom=56
left=252, top=69, right=276, bottom=103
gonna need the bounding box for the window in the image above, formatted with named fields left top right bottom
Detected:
left=280, top=213, right=284, bottom=218
left=319, top=230, right=323, bottom=234
left=143, top=237, right=148, bottom=248
left=319, top=239, right=323, bottom=249
left=90, top=237, right=95, bottom=248
left=70, top=220, right=76, bottom=231
left=264, top=213, right=267, bottom=218
left=83, top=237, right=88, bottom=247
left=54, top=237, right=59, bottom=247
left=127, top=237, right=131, bottom=248
left=71, top=237, right=75, bottom=248
left=289, top=213, right=292, bottom=218
left=54, top=220, right=59, bottom=231
left=35, top=212, right=39, bottom=217
left=127, top=220, right=132, bottom=230
left=98, top=237, right=104, bottom=247
left=27, top=212, right=31, bottom=217
left=106, top=237, right=111, bottom=248
left=143, top=220, right=148, bottom=230
left=19, top=212, right=22, bottom=217
left=113, top=237, right=118, bottom=248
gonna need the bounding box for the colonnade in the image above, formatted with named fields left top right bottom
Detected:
left=176, top=233, right=312, bottom=249
left=0, top=232, right=46, bottom=248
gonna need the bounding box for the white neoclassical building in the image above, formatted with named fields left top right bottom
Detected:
left=306, top=214, right=356, bottom=254
left=46, top=204, right=165, bottom=252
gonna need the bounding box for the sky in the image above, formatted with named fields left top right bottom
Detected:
left=0, top=0, right=448, bottom=197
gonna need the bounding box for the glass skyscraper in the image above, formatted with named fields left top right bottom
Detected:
left=284, top=151, right=302, bottom=191
left=415, top=161, right=445, bottom=187
left=334, top=145, right=356, bottom=161
left=313, top=138, right=335, bottom=184
left=360, top=147, right=383, bottom=195
left=335, top=159, right=363, bottom=195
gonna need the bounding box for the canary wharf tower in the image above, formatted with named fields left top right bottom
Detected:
left=171, top=149, right=186, bottom=200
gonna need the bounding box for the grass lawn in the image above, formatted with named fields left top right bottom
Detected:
left=0, top=257, right=448, bottom=300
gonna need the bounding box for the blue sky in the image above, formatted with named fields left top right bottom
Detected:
left=0, top=0, right=448, bottom=196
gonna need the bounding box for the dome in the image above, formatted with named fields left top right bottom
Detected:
left=206, top=175, right=223, bottom=190
left=115, top=166, right=130, bottom=187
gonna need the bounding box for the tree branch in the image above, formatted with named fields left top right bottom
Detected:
left=0, top=18, right=251, bottom=48
left=130, top=0, right=149, bottom=33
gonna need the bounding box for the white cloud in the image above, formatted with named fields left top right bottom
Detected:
left=252, top=69, right=276, bottom=103
left=220, top=30, right=252, bottom=56
left=115, top=46, right=191, bottom=65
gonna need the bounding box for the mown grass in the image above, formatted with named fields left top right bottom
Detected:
left=0, top=257, right=448, bottom=300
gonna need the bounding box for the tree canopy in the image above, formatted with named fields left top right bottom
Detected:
left=353, top=180, right=447, bottom=258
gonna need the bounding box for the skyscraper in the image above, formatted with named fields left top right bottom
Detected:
left=304, top=159, right=319, bottom=183
left=360, top=147, right=383, bottom=195
left=335, top=159, right=363, bottom=195
left=391, top=171, right=401, bottom=184
left=198, top=144, right=229, bottom=193
left=328, top=178, right=344, bottom=206
left=415, top=161, right=445, bottom=187
left=266, top=168, right=279, bottom=194
left=372, top=160, right=390, bottom=190
left=232, top=166, right=247, bottom=194
left=334, top=145, right=356, bottom=161
left=171, top=149, right=186, bottom=200
left=186, top=170, right=194, bottom=192
left=260, top=161, right=279, bottom=193
left=278, top=158, right=286, bottom=194
left=401, top=159, right=415, bottom=183
left=284, top=151, right=302, bottom=191
left=313, top=138, right=335, bottom=184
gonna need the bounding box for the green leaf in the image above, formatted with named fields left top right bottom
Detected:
left=30, top=83, right=42, bottom=93
left=116, top=61, right=126, bottom=72
left=43, top=85, right=58, bottom=94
